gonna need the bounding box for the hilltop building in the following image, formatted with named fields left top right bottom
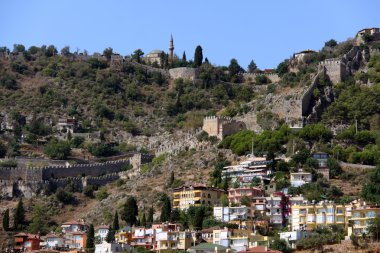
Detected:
left=356, top=27, right=380, bottom=45
left=293, top=50, right=316, bottom=63
left=144, top=35, right=174, bottom=66
left=202, top=116, right=246, bottom=140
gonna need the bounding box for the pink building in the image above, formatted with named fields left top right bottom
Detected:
left=228, top=187, right=264, bottom=205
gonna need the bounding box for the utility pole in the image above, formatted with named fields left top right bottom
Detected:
left=251, top=137, right=254, bottom=157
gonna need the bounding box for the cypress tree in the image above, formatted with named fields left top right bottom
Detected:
left=148, top=206, right=154, bottom=224
left=122, top=197, right=138, bottom=226
left=182, top=51, right=187, bottom=62
left=14, top=198, right=25, bottom=230
left=194, top=45, right=203, bottom=67
left=169, top=171, right=174, bottom=187
left=160, top=194, right=171, bottom=222
left=113, top=210, right=119, bottom=231
left=2, top=209, right=9, bottom=231
left=86, top=224, right=95, bottom=250
left=105, top=225, right=115, bottom=243
left=141, top=211, right=147, bottom=227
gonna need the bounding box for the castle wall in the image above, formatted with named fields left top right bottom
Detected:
left=169, top=67, right=199, bottom=80
left=318, top=59, right=345, bottom=85
left=243, top=73, right=280, bottom=83
left=202, top=116, right=246, bottom=140
left=301, top=71, right=322, bottom=116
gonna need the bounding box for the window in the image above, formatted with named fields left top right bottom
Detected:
left=208, top=194, right=211, bottom=198
left=215, top=233, right=220, bottom=238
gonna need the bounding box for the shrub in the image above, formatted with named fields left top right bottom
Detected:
left=0, top=74, right=18, bottom=90
left=55, top=188, right=75, bottom=204
left=44, top=139, right=71, bottom=160
left=88, top=143, right=116, bottom=157
left=95, top=187, right=109, bottom=201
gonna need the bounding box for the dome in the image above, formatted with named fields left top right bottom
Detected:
left=147, top=49, right=164, bottom=55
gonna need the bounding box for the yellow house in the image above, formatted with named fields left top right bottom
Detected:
left=173, top=185, right=225, bottom=210
left=155, top=231, right=194, bottom=251
left=291, top=199, right=380, bottom=236
left=347, top=199, right=380, bottom=237
left=115, top=227, right=133, bottom=244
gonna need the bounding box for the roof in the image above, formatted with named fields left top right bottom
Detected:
left=358, top=27, right=379, bottom=33
left=45, top=233, right=64, bottom=239
left=14, top=233, right=42, bottom=241
left=147, top=49, right=164, bottom=55
left=96, top=224, right=109, bottom=230
left=62, top=220, right=87, bottom=226
left=189, top=243, right=229, bottom=251
left=237, top=246, right=282, bottom=253
left=295, top=49, right=316, bottom=55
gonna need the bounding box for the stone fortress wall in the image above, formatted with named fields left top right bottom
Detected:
left=243, top=73, right=280, bottom=83
left=0, top=154, right=148, bottom=199
left=202, top=116, right=246, bottom=140
left=169, top=67, right=199, bottom=80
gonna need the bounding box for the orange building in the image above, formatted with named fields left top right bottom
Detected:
left=14, top=233, right=42, bottom=252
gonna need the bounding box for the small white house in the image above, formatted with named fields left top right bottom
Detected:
left=96, top=225, right=109, bottom=242
left=290, top=171, right=312, bottom=187
left=45, top=233, right=65, bottom=249
left=95, top=241, right=130, bottom=253
left=279, top=230, right=308, bottom=249
left=213, top=206, right=252, bottom=222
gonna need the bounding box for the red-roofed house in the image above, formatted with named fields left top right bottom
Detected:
left=61, top=219, right=88, bottom=234
left=45, top=233, right=65, bottom=249
left=14, top=233, right=42, bottom=252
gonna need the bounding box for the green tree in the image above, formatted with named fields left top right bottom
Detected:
left=361, top=166, right=380, bottom=204
left=327, top=158, right=342, bottom=178
left=182, top=51, right=187, bottom=62
left=148, top=206, right=154, bottom=224
left=325, top=39, right=338, bottom=47
left=0, top=141, right=6, bottom=158
left=271, top=238, right=291, bottom=253
left=28, top=204, right=49, bottom=235
left=367, top=217, right=380, bottom=241
left=13, top=44, right=25, bottom=54
left=123, top=197, right=138, bottom=226
left=113, top=210, right=119, bottom=231
left=276, top=59, right=289, bottom=76
left=43, top=139, right=71, bottom=160
left=45, top=45, right=57, bottom=57
left=141, top=211, right=147, bottom=227
left=106, top=225, right=115, bottom=243
left=228, top=58, right=244, bottom=82
left=194, top=45, right=203, bottom=67
left=61, top=46, right=71, bottom=56
left=160, top=194, right=171, bottom=222
left=14, top=199, right=25, bottom=230
left=103, top=47, right=113, bottom=61
left=132, top=49, right=144, bottom=63
left=247, top=60, right=257, bottom=73
left=86, top=224, right=95, bottom=250
left=169, top=171, right=175, bottom=186
left=2, top=209, right=9, bottom=231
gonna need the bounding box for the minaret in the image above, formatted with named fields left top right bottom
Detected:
left=169, top=34, right=174, bottom=64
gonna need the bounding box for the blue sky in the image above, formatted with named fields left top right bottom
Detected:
left=1, top=0, right=379, bottom=69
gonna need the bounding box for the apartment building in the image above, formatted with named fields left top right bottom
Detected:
left=173, top=185, right=225, bottom=210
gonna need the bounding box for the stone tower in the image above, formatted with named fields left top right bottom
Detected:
left=169, top=34, right=174, bottom=64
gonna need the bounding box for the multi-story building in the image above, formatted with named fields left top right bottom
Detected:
left=115, top=227, right=133, bottom=245
left=291, top=199, right=380, bottom=236
left=172, top=185, right=225, bottom=210
left=347, top=199, right=380, bottom=236
left=265, top=193, right=288, bottom=227
left=214, top=206, right=253, bottom=222
left=95, top=225, right=109, bottom=243
left=131, top=227, right=156, bottom=250
left=155, top=231, right=194, bottom=251
left=45, top=233, right=65, bottom=249
left=290, top=170, right=312, bottom=187
left=222, top=157, right=273, bottom=185
left=61, top=219, right=88, bottom=234
left=252, top=197, right=266, bottom=215
left=64, top=231, right=87, bottom=249
left=14, top=233, right=42, bottom=252
left=228, top=187, right=264, bottom=205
